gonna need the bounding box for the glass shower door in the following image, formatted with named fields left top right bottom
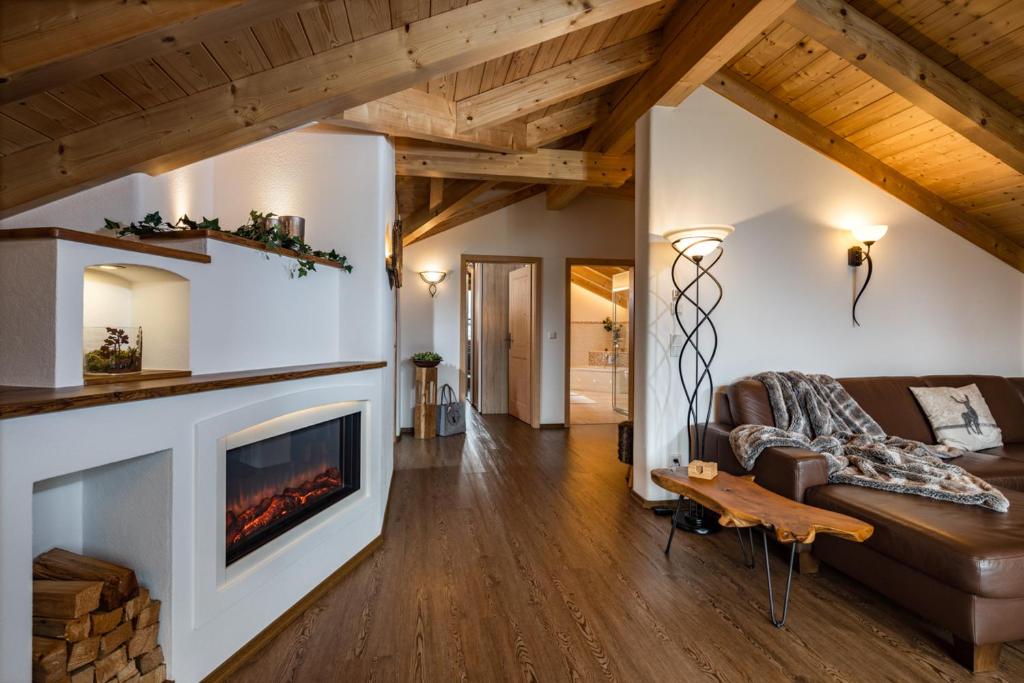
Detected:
left=611, top=271, right=630, bottom=417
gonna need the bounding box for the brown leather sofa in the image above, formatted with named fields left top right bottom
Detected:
left=705, top=375, right=1024, bottom=673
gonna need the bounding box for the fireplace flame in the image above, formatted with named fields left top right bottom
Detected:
left=226, top=467, right=343, bottom=550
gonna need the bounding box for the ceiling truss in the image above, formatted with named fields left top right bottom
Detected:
left=0, top=0, right=1021, bottom=268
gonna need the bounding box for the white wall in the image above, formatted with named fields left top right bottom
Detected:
left=571, top=282, right=612, bottom=321
left=401, top=193, right=634, bottom=427
left=0, top=127, right=397, bottom=681
left=634, top=87, right=1024, bottom=500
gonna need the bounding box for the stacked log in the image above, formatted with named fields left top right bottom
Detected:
left=31, top=549, right=168, bottom=683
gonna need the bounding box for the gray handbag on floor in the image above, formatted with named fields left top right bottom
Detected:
left=436, top=383, right=466, bottom=436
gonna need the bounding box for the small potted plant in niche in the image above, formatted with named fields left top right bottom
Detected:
left=411, top=352, right=442, bottom=368
left=83, top=326, right=143, bottom=375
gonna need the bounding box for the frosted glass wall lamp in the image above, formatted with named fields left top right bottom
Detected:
left=419, top=270, right=447, bottom=297
left=847, top=225, right=888, bottom=327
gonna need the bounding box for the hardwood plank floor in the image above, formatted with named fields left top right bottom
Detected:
left=227, top=412, right=1024, bottom=682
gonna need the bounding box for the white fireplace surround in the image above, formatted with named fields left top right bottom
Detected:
left=1, top=371, right=390, bottom=683
left=197, top=393, right=372, bottom=629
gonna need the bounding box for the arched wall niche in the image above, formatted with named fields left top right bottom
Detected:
left=82, top=264, right=191, bottom=380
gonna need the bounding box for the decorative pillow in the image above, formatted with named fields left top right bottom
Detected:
left=910, top=384, right=1003, bottom=451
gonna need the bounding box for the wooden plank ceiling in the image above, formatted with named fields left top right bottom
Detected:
left=0, top=0, right=1021, bottom=267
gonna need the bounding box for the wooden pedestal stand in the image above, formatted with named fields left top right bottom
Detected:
left=413, top=366, right=438, bottom=439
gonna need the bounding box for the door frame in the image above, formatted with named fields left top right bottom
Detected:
left=564, top=258, right=635, bottom=428
left=460, top=254, right=542, bottom=429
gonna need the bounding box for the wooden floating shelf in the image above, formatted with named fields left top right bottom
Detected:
left=141, top=229, right=345, bottom=269
left=0, top=228, right=211, bottom=263
left=83, top=369, right=192, bottom=386
left=0, top=361, right=387, bottom=419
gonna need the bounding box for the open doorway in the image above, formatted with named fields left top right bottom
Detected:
left=461, top=255, right=541, bottom=428
left=565, top=259, right=634, bottom=426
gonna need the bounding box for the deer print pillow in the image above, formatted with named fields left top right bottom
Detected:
left=910, top=384, right=1003, bottom=451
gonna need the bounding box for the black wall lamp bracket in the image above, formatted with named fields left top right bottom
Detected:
left=848, top=242, right=875, bottom=327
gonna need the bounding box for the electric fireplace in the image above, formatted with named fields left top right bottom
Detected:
left=225, top=411, right=360, bottom=565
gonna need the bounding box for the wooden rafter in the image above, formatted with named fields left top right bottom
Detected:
left=546, top=0, right=797, bottom=210
left=785, top=0, right=1024, bottom=176
left=571, top=266, right=614, bottom=299
left=429, top=178, right=445, bottom=211
left=586, top=180, right=635, bottom=201
left=707, top=69, right=1024, bottom=272
left=403, top=181, right=497, bottom=245
left=394, top=141, right=633, bottom=187
left=526, top=97, right=609, bottom=149
left=0, top=0, right=660, bottom=217
left=408, top=185, right=546, bottom=245
left=456, top=32, right=661, bottom=133
left=326, top=88, right=529, bottom=153
left=0, top=0, right=319, bottom=104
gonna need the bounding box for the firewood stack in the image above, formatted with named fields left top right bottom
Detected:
left=31, top=549, right=169, bottom=683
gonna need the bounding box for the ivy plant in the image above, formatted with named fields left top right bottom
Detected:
left=103, top=209, right=353, bottom=279
left=103, top=211, right=171, bottom=237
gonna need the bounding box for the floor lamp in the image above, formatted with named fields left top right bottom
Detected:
left=664, top=225, right=734, bottom=549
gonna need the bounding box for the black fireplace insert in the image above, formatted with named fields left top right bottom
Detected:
left=225, top=411, right=361, bottom=565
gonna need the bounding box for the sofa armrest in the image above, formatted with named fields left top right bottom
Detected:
left=702, top=423, right=829, bottom=502
left=752, top=447, right=830, bottom=502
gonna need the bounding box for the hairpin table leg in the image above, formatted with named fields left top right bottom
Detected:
left=762, top=531, right=797, bottom=628
left=664, top=496, right=684, bottom=555
left=736, top=527, right=755, bottom=569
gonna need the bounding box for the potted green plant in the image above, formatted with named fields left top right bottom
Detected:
left=411, top=352, right=442, bottom=368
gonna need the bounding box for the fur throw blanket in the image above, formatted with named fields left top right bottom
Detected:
left=729, top=372, right=1009, bottom=512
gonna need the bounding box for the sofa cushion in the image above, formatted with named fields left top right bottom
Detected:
left=838, top=377, right=934, bottom=443
left=910, top=384, right=1003, bottom=450
left=924, top=375, right=1024, bottom=443
left=1011, top=378, right=1024, bottom=401
left=806, top=484, right=1024, bottom=599
left=953, top=451, right=1024, bottom=492
left=726, top=379, right=774, bottom=427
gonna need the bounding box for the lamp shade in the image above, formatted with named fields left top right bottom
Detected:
left=851, top=224, right=888, bottom=243
left=664, top=225, right=735, bottom=257
left=418, top=270, right=447, bottom=285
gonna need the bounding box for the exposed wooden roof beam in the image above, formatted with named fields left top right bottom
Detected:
left=403, top=180, right=497, bottom=245
left=707, top=69, right=1024, bottom=273
left=429, top=178, right=445, bottom=211
left=0, top=0, right=318, bottom=104
left=0, top=0, right=660, bottom=217
left=325, top=88, right=529, bottom=153
left=456, top=32, right=660, bottom=132
left=586, top=180, right=635, bottom=201
left=546, top=0, right=796, bottom=210
left=526, top=98, right=610, bottom=149
left=571, top=270, right=613, bottom=299
left=408, top=185, right=545, bottom=245
left=394, top=141, right=633, bottom=187
left=785, top=0, right=1024, bottom=176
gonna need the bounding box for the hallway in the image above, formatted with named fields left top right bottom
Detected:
left=227, top=414, right=1024, bottom=682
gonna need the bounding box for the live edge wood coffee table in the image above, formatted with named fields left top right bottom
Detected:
left=652, top=468, right=873, bottom=627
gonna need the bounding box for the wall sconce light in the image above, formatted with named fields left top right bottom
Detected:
left=419, top=270, right=447, bottom=297
left=847, top=224, right=888, bottom=327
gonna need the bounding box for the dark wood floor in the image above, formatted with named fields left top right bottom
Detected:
left=229, top=412, right=1024, bottom=682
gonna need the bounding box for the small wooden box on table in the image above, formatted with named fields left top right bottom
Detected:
left=413, top=366, right=438, bottom=439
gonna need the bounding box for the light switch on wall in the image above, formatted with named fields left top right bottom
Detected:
left=670, top=334, right=684, bottom=357
left=548, top=331, right=557, bottom=340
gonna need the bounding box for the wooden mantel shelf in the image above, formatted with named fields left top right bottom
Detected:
left=0, top=227, right=211, bottom=263
left=0, top=361, right=386, bottom=419
left=141, top=229, right=346, bottom=269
